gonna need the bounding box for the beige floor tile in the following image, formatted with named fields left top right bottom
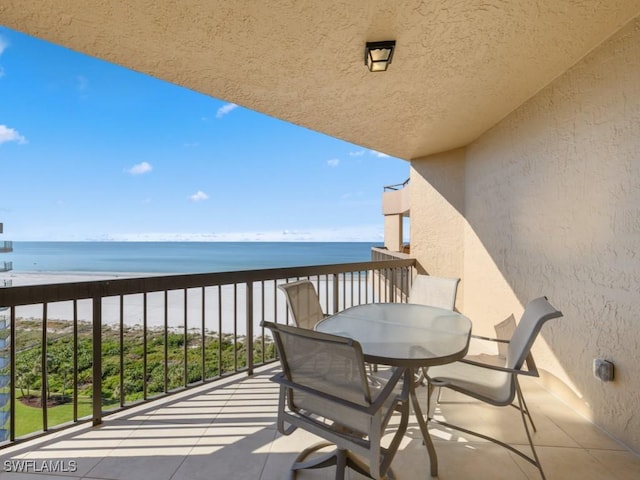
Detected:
left=261, top=432, right=336, bottom=480
left=170, top=428, right=277, bottom=480
left=431, top=402, right=580, bottom=450
left=3, top=454, right=98, bottom=478
left=0, top=473, right=81, bottom=480
left=542, top=405, right=627, bottom=451
left=587, top=448, right=640, bottom=480
left=427, top=439, right=530, bottom=480
left=86, top=453, right=186, bottom=480
left=191, top=424, right=275, bottom=455
left=1, top=367, right=637, bottom=480
left=0, top=421, right=142, bottom=477
left=512, top=445, right=620, bottom=480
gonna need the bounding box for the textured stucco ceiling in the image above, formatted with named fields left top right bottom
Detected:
left=1, top=1, right=638, bottom=160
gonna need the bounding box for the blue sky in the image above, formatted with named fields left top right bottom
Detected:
left=0, top=27, right=409, bottom=242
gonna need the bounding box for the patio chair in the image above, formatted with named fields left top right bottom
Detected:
left=278, top=279, right=326, bottom=330
left=408, top=274, right=460, bottom=310
left=262, top=320, right=410, bottom=480
left=425, top=296, right=563, bottom=480
left=409, top=274, right=460, bottom=383
left=436, top=314, right=538, bottom=430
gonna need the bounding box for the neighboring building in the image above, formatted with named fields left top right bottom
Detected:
left=0, top=222, right=11, bottom=441
left=0, top=223, right=12, bottom=279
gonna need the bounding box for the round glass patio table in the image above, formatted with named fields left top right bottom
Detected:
left=315, top=302, right=472, bottom=478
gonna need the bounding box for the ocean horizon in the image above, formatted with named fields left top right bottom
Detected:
left=7, top=241, right=382, bottom=275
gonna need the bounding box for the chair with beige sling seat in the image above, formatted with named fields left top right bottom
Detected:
left=409, top=274, right=461, bottom=383
left=408, top=274, right=460, bottom=311
left=263, top=320, right=410, bottom=480
left=435, top=313, right=538, bottom=431
left=425, top=296, right=563, bottom=480
left=278, top=279, right=326, bottom=330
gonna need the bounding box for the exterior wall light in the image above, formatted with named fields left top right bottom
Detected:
left=365, top=41, right=396, bottom=72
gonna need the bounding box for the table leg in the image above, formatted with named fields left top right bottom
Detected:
left=408, top=369, right=438, bottom=477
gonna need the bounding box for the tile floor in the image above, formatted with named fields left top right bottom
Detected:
left=0, top=365, right=638, bottom=480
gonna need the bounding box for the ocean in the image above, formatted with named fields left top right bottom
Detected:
left=8, top=241, right=380, bottom=274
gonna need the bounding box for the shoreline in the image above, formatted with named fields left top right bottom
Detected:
left=5, top=271, right=168, bottom=286
left=2, top=272, right=372, bottom=336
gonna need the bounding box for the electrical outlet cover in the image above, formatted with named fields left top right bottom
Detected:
left=593, top=359, right=614, bottom=382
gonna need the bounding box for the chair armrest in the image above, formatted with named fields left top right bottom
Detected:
left=470, top=334, right=510, bottom=344
left=271, top=372, right=398, bottom=416
left=458, top=358, right=539, bottom=377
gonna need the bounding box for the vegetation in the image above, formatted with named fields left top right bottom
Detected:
left=1, top=318, right=276, bottom=438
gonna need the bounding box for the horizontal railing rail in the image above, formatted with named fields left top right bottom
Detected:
left=0, top=257, right=415, bottom=448
left=383, top=178, right=409, bottom=191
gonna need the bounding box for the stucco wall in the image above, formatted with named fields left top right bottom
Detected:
left=410, top=148, right=466, bottom=309
left=411, top=17, right=640, bottom=452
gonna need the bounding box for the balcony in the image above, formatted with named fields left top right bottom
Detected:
left=0, top=262, right=12, bottom=273
left=382, top=179, right=410, bottom=217
left=382, top=179, right=410, bottom=253
left=0, top=242, right=12, bottom=254
left=0, top=260, right=638, bottom=478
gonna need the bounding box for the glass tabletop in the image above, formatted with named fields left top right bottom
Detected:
left=315, top=303, right=472, bottom=367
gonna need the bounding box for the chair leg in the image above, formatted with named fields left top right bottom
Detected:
left=290, top=443, right=393, bottom=480
left=516, top=380, right=537, bottom=432
left=289, top=441, right=336, bottom=479
left=426, top=381, right=437, bottom=418
left=334, top=449, right=347, bottom=480
left=515, top=382, right=546, bottom=480
left=427, top=381, right=547, bottom=480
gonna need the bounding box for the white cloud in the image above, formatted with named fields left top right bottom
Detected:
left=76, top=75, right=89, bottom=91
left=0, top=36, right=7, bottom=78
left=0, top=125, right=27, bottom=145
left=216, top=103, right=238, bottom=119
left=341, top=191, right=367, bottom=201
left=327, top=158, right=340, bottom=167
left=126, top=162, right=153, bottom=175
left=101, top=225, right=384, bottom=242
left=349, top=150, right=366, bottom=156
left=189, top=190, right=209, bottom=202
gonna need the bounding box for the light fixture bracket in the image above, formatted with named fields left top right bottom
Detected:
left=365, top=40, right=396, bottom=72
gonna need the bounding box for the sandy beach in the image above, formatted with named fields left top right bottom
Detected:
left=3, top=271, right=372, bottom=336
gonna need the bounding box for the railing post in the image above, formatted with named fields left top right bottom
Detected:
left=9, top=307, right=16, bottom=441
left=41, top=303, right=48, bottom=431
left=92, top=295, right=102, bottom=426
left=332, top=273, right=339, bottom=314
left=246, top=281, right=254, bottom=375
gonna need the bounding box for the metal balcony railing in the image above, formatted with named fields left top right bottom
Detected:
left=0, top=241, right=12, bottom=253
left=383, top=178, right=409, bottom=191
left=0, top=262, right=12, bottom=273
left=0, top=257, right=415, bottom=448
